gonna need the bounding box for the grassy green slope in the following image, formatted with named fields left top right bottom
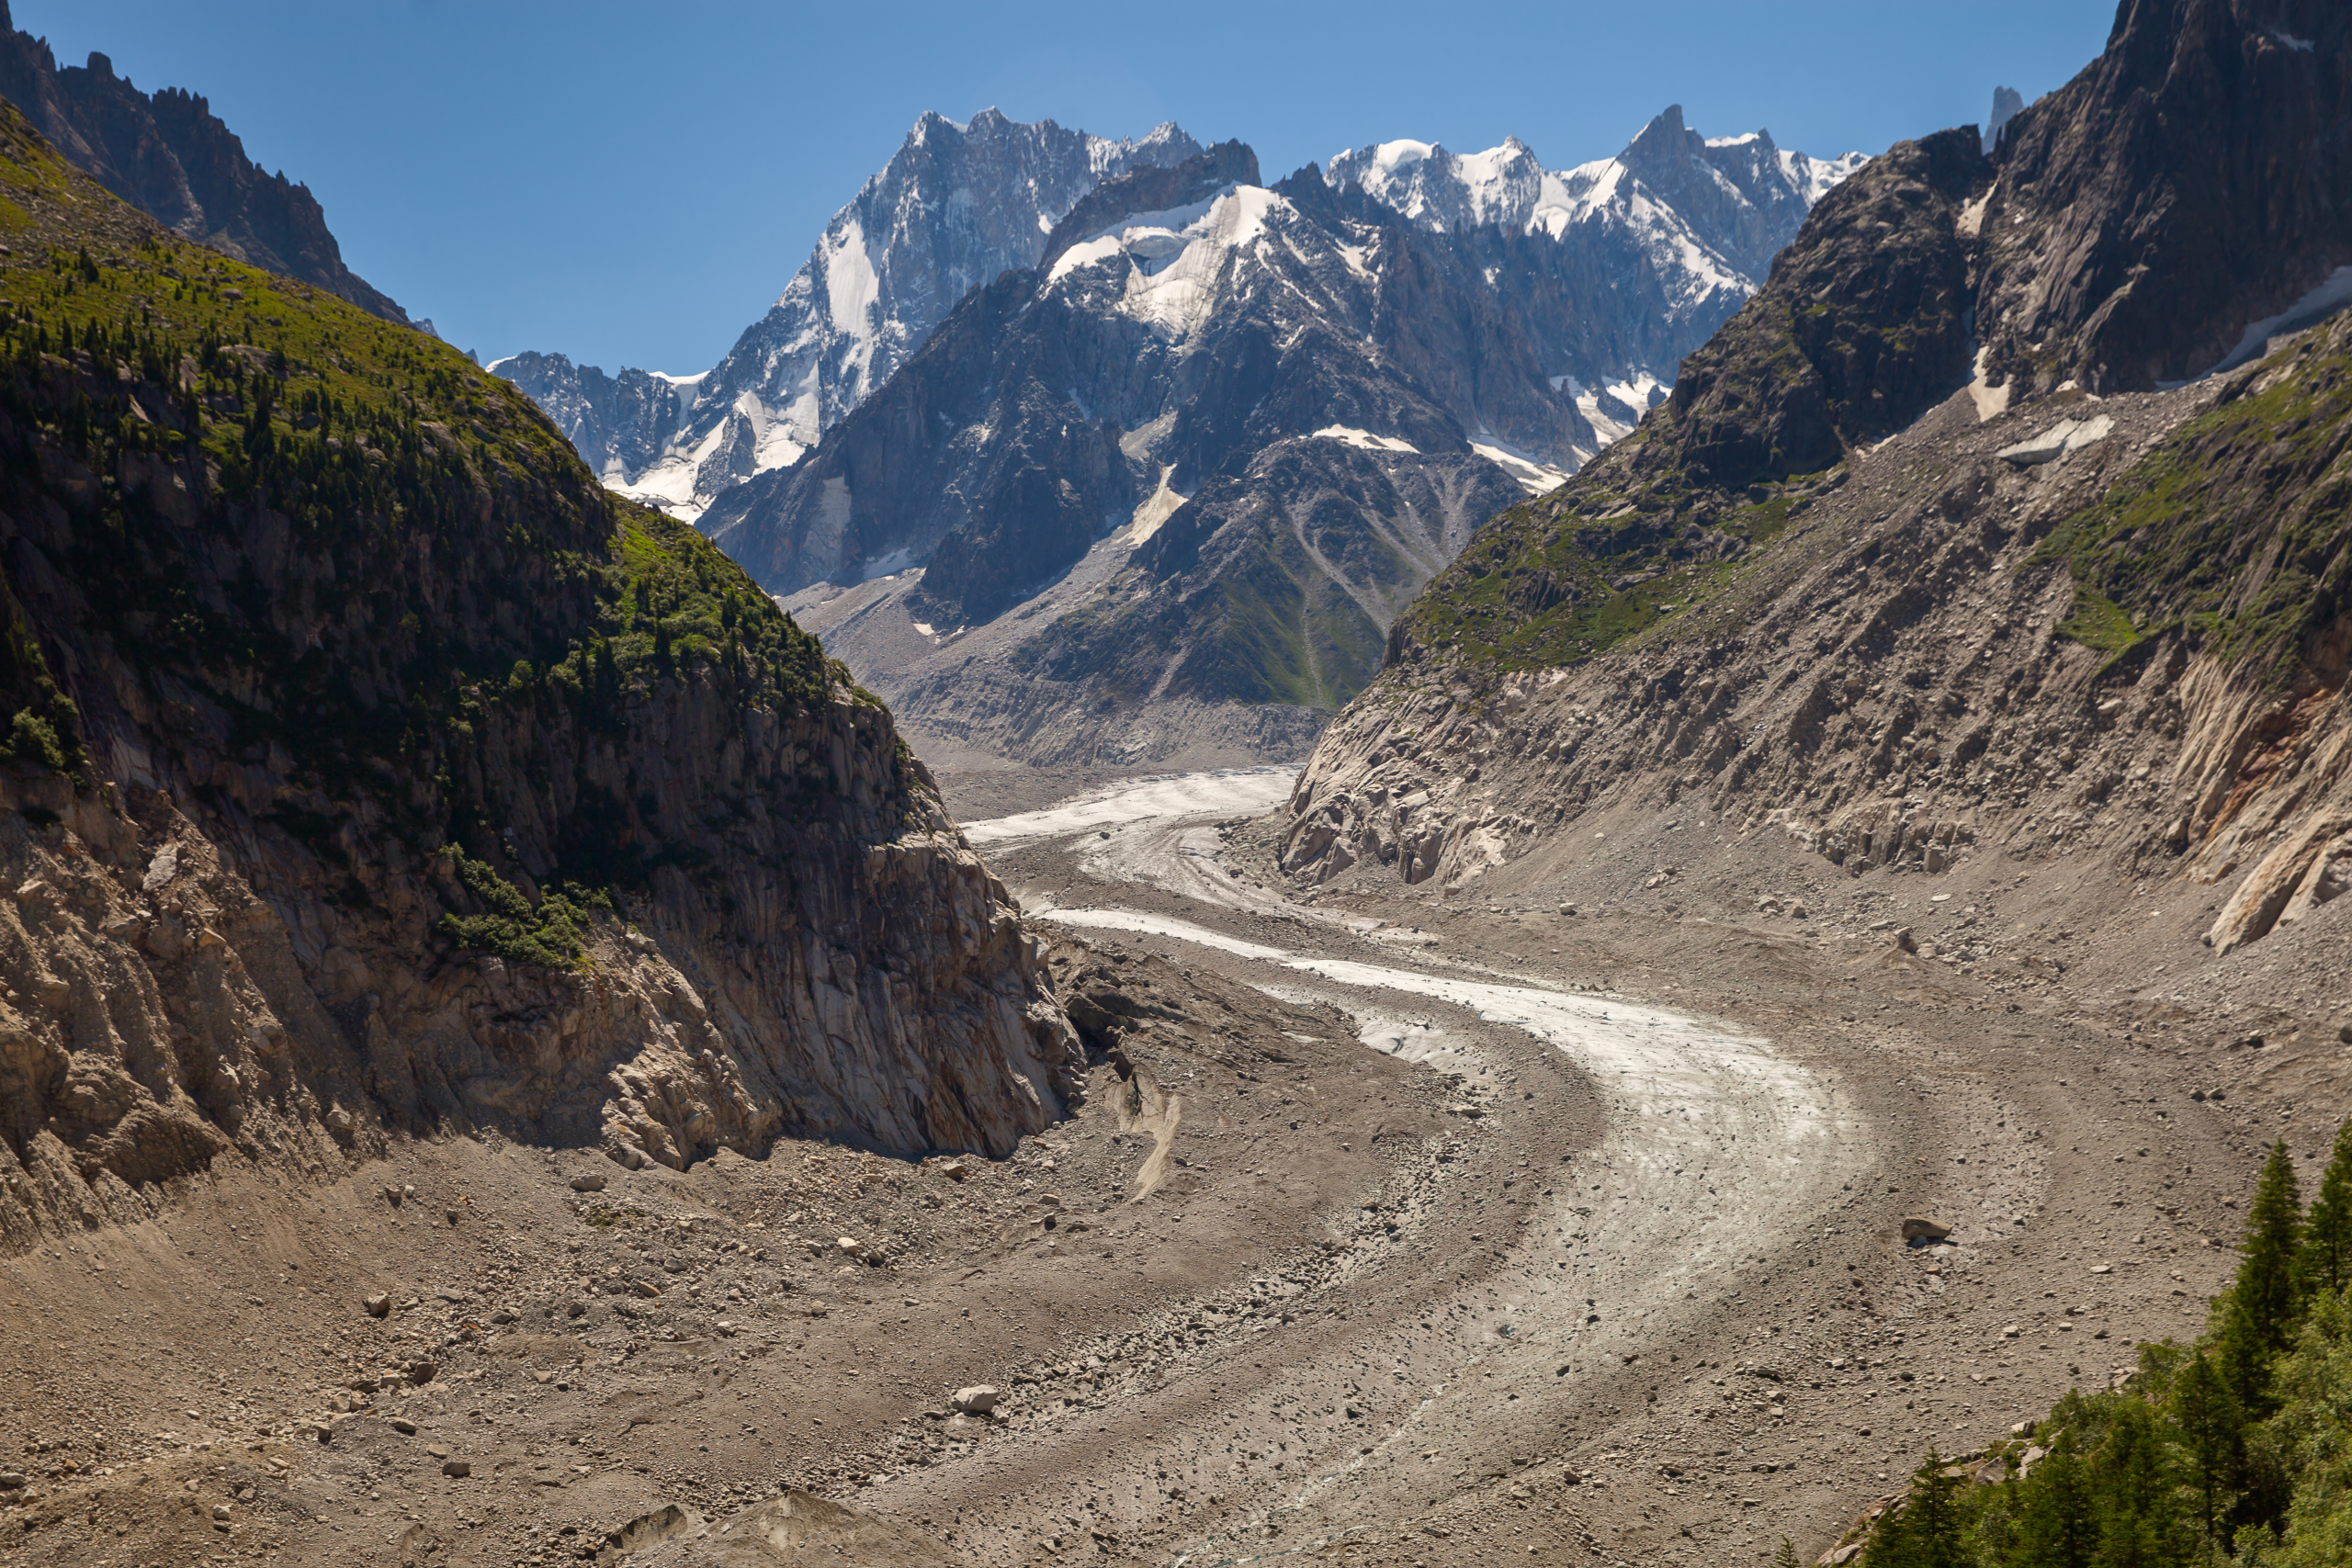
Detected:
left=2033, top=318, right=2352, bottom=684
left=0, top=101, right=870, bottom=968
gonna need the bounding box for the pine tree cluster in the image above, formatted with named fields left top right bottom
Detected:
left=1855, top=1126, right=2352, bottom=1568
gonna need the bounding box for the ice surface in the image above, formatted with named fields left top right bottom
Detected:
left=1996, top=413, right=2113, bottom=466
left=2205, top=266, right=2352, bottom=377
left=1966, top=345, right=2011, bottom=423
left=1469, top=441, right=1571, bottom=494
left=1313, top=425, right=1420, bottom=454
left=1040, top=908, right=1787, bottom=1085
left=1127, top=466, right=1189, bottom=543
left=959, top=766, right=1297, bottom=844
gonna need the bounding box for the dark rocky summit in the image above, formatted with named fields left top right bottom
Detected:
left=1975, top=0, right=2352, bottom=392
left=0, top=1, right=408, bottom=322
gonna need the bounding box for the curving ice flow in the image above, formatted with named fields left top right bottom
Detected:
left=958, top=765, right=1297, bottom=845
left=1045, top=903, right=1859, bottom=1543
left=945, top=768, right=1860, bottom=1551
left=1043, top=909, right=1832, bottom=1241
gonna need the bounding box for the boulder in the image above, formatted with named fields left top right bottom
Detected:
left=570, top=1172, right=608, bottom=1193
left=1900, top=1216, right=1951, bottom=1243
left=363, top=1292, right=391, bottom=1318
left=952, top=1385, right=1002, bottom=1415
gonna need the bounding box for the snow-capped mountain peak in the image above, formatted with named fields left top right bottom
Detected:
left=497, top=109, right=1205, bottom=521
left=1325, top=107, right=1865, bottom=438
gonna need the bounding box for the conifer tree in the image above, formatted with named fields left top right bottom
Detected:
left=2220, top=1141, right=2304, bottom=1408
left=1774, top=1539, right=1801, bottom=1568
left=2012, top=1430, right=2098, bottom=1568
left=2091, top=1401, right=2184, bottom=1568
left=2296, top=1118, right=2352, bottom=1304
left=1867, top=1450, right=1968, bottom=1568
left=2168, top=1350, right=2242, bottom=1558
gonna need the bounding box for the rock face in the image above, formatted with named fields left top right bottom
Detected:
left=0, top=105, right=1078, bottom=1254
left=0, top=2, right=407, bottom=323
left=1657, top=128, right=1990, bottom=487
left=1973, top=0, right=2352, bottom=392
left=493, top=110, right=1204, bottom=520
left=733, top=114, right=1862, bottom=768
left=1277, top=8, right=2352, bottom=964
left=484, top=351, right=696, bottom=493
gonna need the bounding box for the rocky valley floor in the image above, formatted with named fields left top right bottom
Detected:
left=6, top=764, right=2346, bottom=1568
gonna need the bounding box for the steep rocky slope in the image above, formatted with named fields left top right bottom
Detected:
left=1281, top=0, right=2350, bottom=979
left=0, top=104, right=1077, bottom=1254
left=493, top=111, right=1202, bottom=518
left=745, top=114, right=1863, bottom=771
left=0, top=1, right=408, bottom=323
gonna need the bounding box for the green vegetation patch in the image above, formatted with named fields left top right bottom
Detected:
left=2034, top=325, right=2352, bottom=682
left=2054, top=582, right=2142, bottom=655
left=1399, top=468, right=1826, bottom=673
left=435, top=845, right=608, bottom=971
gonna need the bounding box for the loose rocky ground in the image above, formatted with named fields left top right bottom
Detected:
left=5, top=763, right=2343, bottom=1567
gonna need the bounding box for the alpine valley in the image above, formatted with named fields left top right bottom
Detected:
left=1, top=5, right=2350, bottom=1568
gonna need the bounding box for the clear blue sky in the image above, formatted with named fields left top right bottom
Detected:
left=17, top=1, right=2119, bottom=375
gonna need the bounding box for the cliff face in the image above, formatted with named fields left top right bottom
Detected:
left=0, top=107, right=1076, bottom=1252
left=1977, top=0, right=2352, bottom=393
left=0, top=2, right=408, bottom=323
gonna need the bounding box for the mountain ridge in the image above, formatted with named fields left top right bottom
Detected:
left=0, top=0, right=408, bottom=324
left=1279, top=1, right=2352, bottom=983
left=718, top=107, right=1863, bottom=770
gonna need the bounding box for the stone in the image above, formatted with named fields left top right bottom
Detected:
left=952, top=1385, right=1003, bottom=1415
left=390, top=1417, right=417, bottom=1436
left=2209, top=816, right=2350, bottom=953
left=404, top=1359, right=438, bottom=1384
left=364, top=1292, right=391, bottom=1318
left=836, top=1236, right=864, bottom=1257
left=0, top=1472, right=22, bottom=1489
left=442, top=1460, right=470, bottom=1478
left=570, top=1172, right=608, bottom=1193
left=630, top=1280, right=662, bottom=1298
left=1900, top=1216, right=1951, bottom=1243
left=1996, top=416, right=2112, bottom=467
